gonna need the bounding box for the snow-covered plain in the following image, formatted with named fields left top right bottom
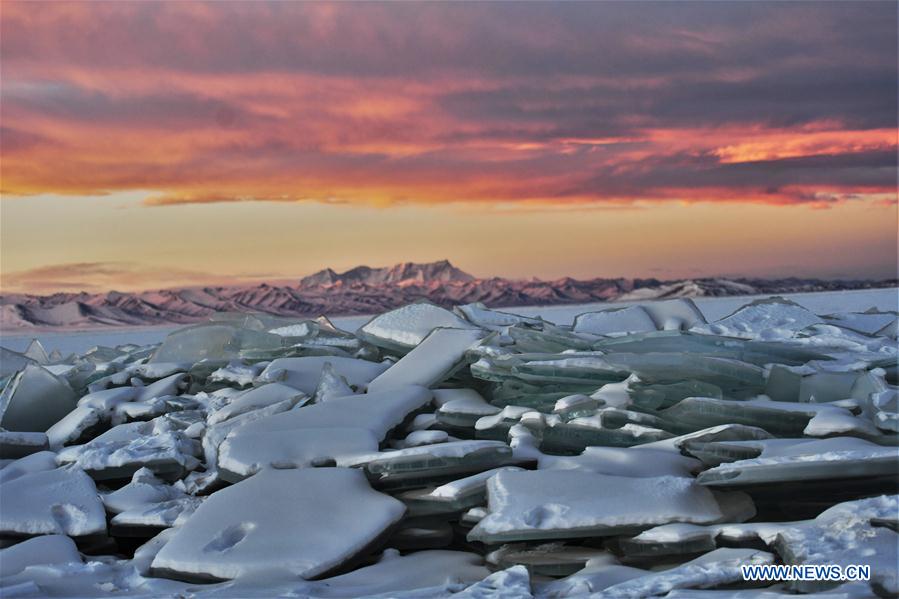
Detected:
left=0, top=289, right=897, bottom=598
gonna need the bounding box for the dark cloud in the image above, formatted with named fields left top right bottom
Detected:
left=0, top=1, right=896, bottom=206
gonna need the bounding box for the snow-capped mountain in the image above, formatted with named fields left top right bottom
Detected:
left=1, top=261, right=894, bottom=329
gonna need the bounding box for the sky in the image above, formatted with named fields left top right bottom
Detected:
left=1, top=1, right=897, bottom=293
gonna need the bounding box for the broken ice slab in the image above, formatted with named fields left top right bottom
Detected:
left=773, top=495, right=899, bottom=595
left=395, top=429, right=449, bottom=448
left=110, top=496, right=204, bottom=537
left=313, top=361, right=357, bottom=402
left=344, top=440, right=520, bottom=491
left=573, top=306, right=658, bottom=336
left=150, top=323, right=284, bottom=363
left=638, top=423, right=774, bottom=455
left=0, top=346, right=38, bottom=379
left=641, top=298, right=708, bottom=330
left=592, top=330, right=831, bottom=367
left=539, top=553, right=650, bottom=597
left=455, top=302, right=542, bottom=331
left=206, top=382, right=308, bottom=425
left=22, top=339, right=50, bottom=365
left=602, top=353, right=766, bottom=399
left=521, top=412, right=674, bottom=452
left=399, top=467, right=526, bottom=516
left=387, top=518, right=454, bottom=551
left=488, top=543, right=611, bottom=577
left=871, top=387, right=899, bottom=433
left=506, top=323, right=597, bottom=353
left=150, top=468, right=406, bottom=582
left=207, top=360, right=267, bottom=388
left=553, top=394, right=600, bottom=418
left=254, top=356, right=389, bottom=394
left=0, top=534, right=82, bottom=578
left=367, top=328, right=486, bottom=393
left=472, top=351, right=630, bottom=387
left=217, top=386, right=433, bottom=481
left=621, top=496, right=897, bottom=561
left=201, top=394, right=307, bottom=474
left=0, top=450, right=58, bottom=483
left=766, top=364, right=869, bottom=404
left=57, top=416, right=202, bottom=481
left=49, top=372, right=190, bottom=443
left=0, top=364, right=77, bottom=432
left=357, top=302, right=480, bottom=353
left=468, top=470, right=729, bottom=544
left=509, top=428, right=701, bottom=478
left=0, top=430, right=48, bottom=459
left=803, top=407, right=884, bottom=440
left=475, top=406, right=533, bottom=440
left=283, top=549, right=491, bottom=599
left=573, top=299, right=707, bottom=336
left=101, top=467, right=189, bottom=514
left=218, top=427, right=380, bottom=482
left=659, top=396, right=861, bottom=437
left=0, top=463, right=107, bottom=537
left=696, top=437, right=899, bottom=487
left=627, top=379, right=724, bottom=410
left=230, top=385, right=432, bottom=441
left=452, top=565, right=533, bottom=598
left=600, top=548, right=775, bottom=597
left=822, top=309, right=899, bottom=336
left=698, top=296, right=823, bottom=338
left=435, top=388, right=501, bottom=429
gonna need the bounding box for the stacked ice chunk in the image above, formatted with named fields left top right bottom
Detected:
left=0, top=298, right=896, bottom=597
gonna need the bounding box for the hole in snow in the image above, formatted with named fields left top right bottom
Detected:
left=203, top=522, right=256, bottom=553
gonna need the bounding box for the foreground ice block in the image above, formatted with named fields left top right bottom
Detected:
left=57, top=416, right=202, bottom=480
left=0, top=430, right=49, bottom=459
left=697, top=437, right=899, bottom=487
left=218, top=427, right=379, bottom=482
left=600, top=547, right=774, bottom=597
left=0, top=535, right=82, bottom=578
left=150, top=323, right=284, bottom=363
left=218, top=386, right=432, bottom=481
left=357, top=302, right=479, bottom=352
left=468, top=469, right=727, bottom=543
left=289, top=549, right=491, bottom=598
left=367, top=328, right=485, bottom=392
left=573, top=306, right=658, bottom=336
left=773, top=495, right=899, bottom=594
left=150, top=468, right=406, bottom=581
left=206, top=382, right=307, bottom=425
left=254, top=356, right=389, bottom=394
left=0, top=464, right=106, bottom=537
left=702, top=297, right=823, bottom=338
left=0, top=364, right=77, bottom=432
left=230, top=385, right=432, bottom=440
left=455, top=302, right=542, bottom=331
left=641, top=298, right=707, bottom=331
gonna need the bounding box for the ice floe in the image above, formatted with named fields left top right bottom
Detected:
left=0, top=293, right=896, bottom=597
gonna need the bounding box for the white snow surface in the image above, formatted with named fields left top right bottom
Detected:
left=0, top=463, right=106, bottom=536
left=470, top=470, right=726, bottom=542
left=150, top=467, right=406, bottom=581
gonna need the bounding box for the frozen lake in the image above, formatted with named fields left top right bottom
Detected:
left=2, top=287, right=896, bottom=356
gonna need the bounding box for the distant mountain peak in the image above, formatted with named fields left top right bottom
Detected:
left=3, top=264, right=895, bottom=330
left=299, top=260, right=474, bottom=288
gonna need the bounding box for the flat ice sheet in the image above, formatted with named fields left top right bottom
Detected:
left=151, top=468, right=406, bottom=581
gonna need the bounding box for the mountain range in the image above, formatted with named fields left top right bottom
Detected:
left=1, top=260, right=895, bottom=330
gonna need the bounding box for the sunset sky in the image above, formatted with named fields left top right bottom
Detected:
left=1, top=1, right=897, bottom=293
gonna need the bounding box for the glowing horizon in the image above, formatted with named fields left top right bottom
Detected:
left=1, top=2, right=896, bottom=293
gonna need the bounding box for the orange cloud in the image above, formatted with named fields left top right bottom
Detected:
left=0, top=2, right=896, bottom=208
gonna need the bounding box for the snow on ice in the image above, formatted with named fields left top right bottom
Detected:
left=0, top=294, right=896, bottom=597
